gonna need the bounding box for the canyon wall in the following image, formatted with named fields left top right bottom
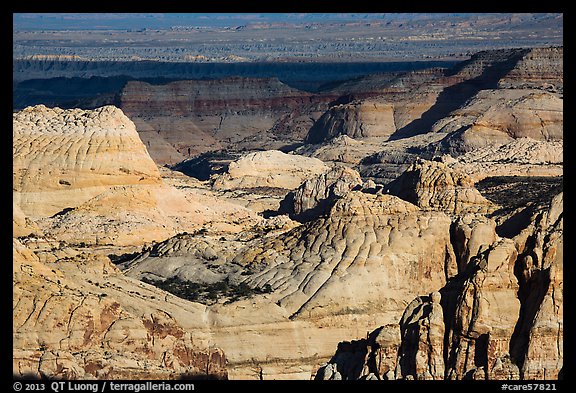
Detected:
left=12, top=46, right=563, bottom=381
left=119, top=78, right=329, bottom=165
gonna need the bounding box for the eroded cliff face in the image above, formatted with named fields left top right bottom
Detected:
left=315, top=192, right=562, bottom=381
left=119, top=78, right=329, bottom=165
left=13, top=47, right=563, bottom=381
left=305, top=47, right=563, bottom=178
left=306, top=68, right=451, bottom=144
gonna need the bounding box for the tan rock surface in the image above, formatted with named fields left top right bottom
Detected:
left=295, top=135, right=385, bottom=165
left=13, top=105, right=261, bottom=246
left=12, top=47, right=563, bottom=381
left=449, top=138, right=563, bottom=182
left=430, top=89, right=562, bottom=155
left=13, top=105, right=162, bottom=218
left=212, top=150, right=329, bottom=191
left=287, top=165, right=363, bottom=220
left=118, top=189, right=459, bottom=379
left=313, top=192, right=562, bottom=380
left=232, top=191, right=456, bottom=320
left=306, top=100, right=397, bottom=142
left=13, top=200, right=41, bottom=238
left=306, top=68, right=448, bottom=144
left=387, top=158, right=497, bottom=214
left=13, top=238, right=227, bottom=379
left=510, top=193, right=563, bottom=379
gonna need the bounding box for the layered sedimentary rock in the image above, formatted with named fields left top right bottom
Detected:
left=120, top=78, right=329, bottom=165
left=306, top=101, right=397, bottom=143
left=497, top=47, right=563, bottom=92
left=13, top=105, right=162, bottom=218
left=13, top=201, right=41, bottom=238
left=305, top=47, right=563, bottom=182
left=429, top=89, right=562, bottom=156
left=449, top=137, right=563, bottom=182
left=315, top=192, right=562, bottom=380
left=509, top=193, right=563, bottom=380
left=113, top=143, right=561, bottom=379
left=13, top=47, right=563, bottom=381
left=232, top=191, right=457, bottom=320
left=306, top=68, right=451, bottom=144
left=119, top=189, right=458, bottom=379
left=295, top=135, right=385, bottom=165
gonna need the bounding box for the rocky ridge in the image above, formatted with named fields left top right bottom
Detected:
left=12, top=46, right=563, bottom=381
left=301, top=47, right=562, bottom=185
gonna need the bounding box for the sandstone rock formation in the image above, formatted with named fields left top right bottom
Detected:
left=497, top=47, right=563, bottom=92
left=509, top=192, right=563, bottom=380
left=13, top=238, right=227, bottom=379
left=294, top=135, right=384, bottom=165
left=117, top=188, right=459, bottom=379
left=306, top=68, right=449, bottom=144
left=13, top=46, right=563, bottom=381
left=303, top=47, right=562, bottom=186
left=386, top=158, right=497, bottom=214
left=449, top=137, right=563, bottom=182
left=13, top=201, right=41, bottom=238
left=13, top=105, right=261, bottom=246
left=13, top=105, right=161, bottom=219
left=111, top=144, right=561, bottom=380
left=231, top=190, right=457, bottom=320
left=428, top=89, right=562, bottom=156
left=306, top=100, right=397, bottom=143
left=212, top=150, right=329, bottom=191
left=120, top=78, right=328, bottom=165
left=283, top=165, right=363, bottom=221
left=314, top=191, right=562, bottom=380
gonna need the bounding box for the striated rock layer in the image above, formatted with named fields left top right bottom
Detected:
left=120, top=77, right=329, bottom=165
left=429, top=89, right=562, bottom=156
left=13, top=47, right=563, bottom=381
left=304, top=47, right=562, bottom=184
left=233, top=191, right=457, bottom=320
left=13, top=105, right=261, bottom=246
left=449, top=137, right=563, bottom=182
left=306, top=67, right=451, bottom=144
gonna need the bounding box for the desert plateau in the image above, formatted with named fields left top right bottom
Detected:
left=13, top=13, right=563, bottom=382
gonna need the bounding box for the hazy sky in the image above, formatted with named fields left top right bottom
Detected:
left=13, top=13, right=478, bottom=30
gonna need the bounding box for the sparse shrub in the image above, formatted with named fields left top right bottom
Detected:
left=141, top=276, right=272, bottom=305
